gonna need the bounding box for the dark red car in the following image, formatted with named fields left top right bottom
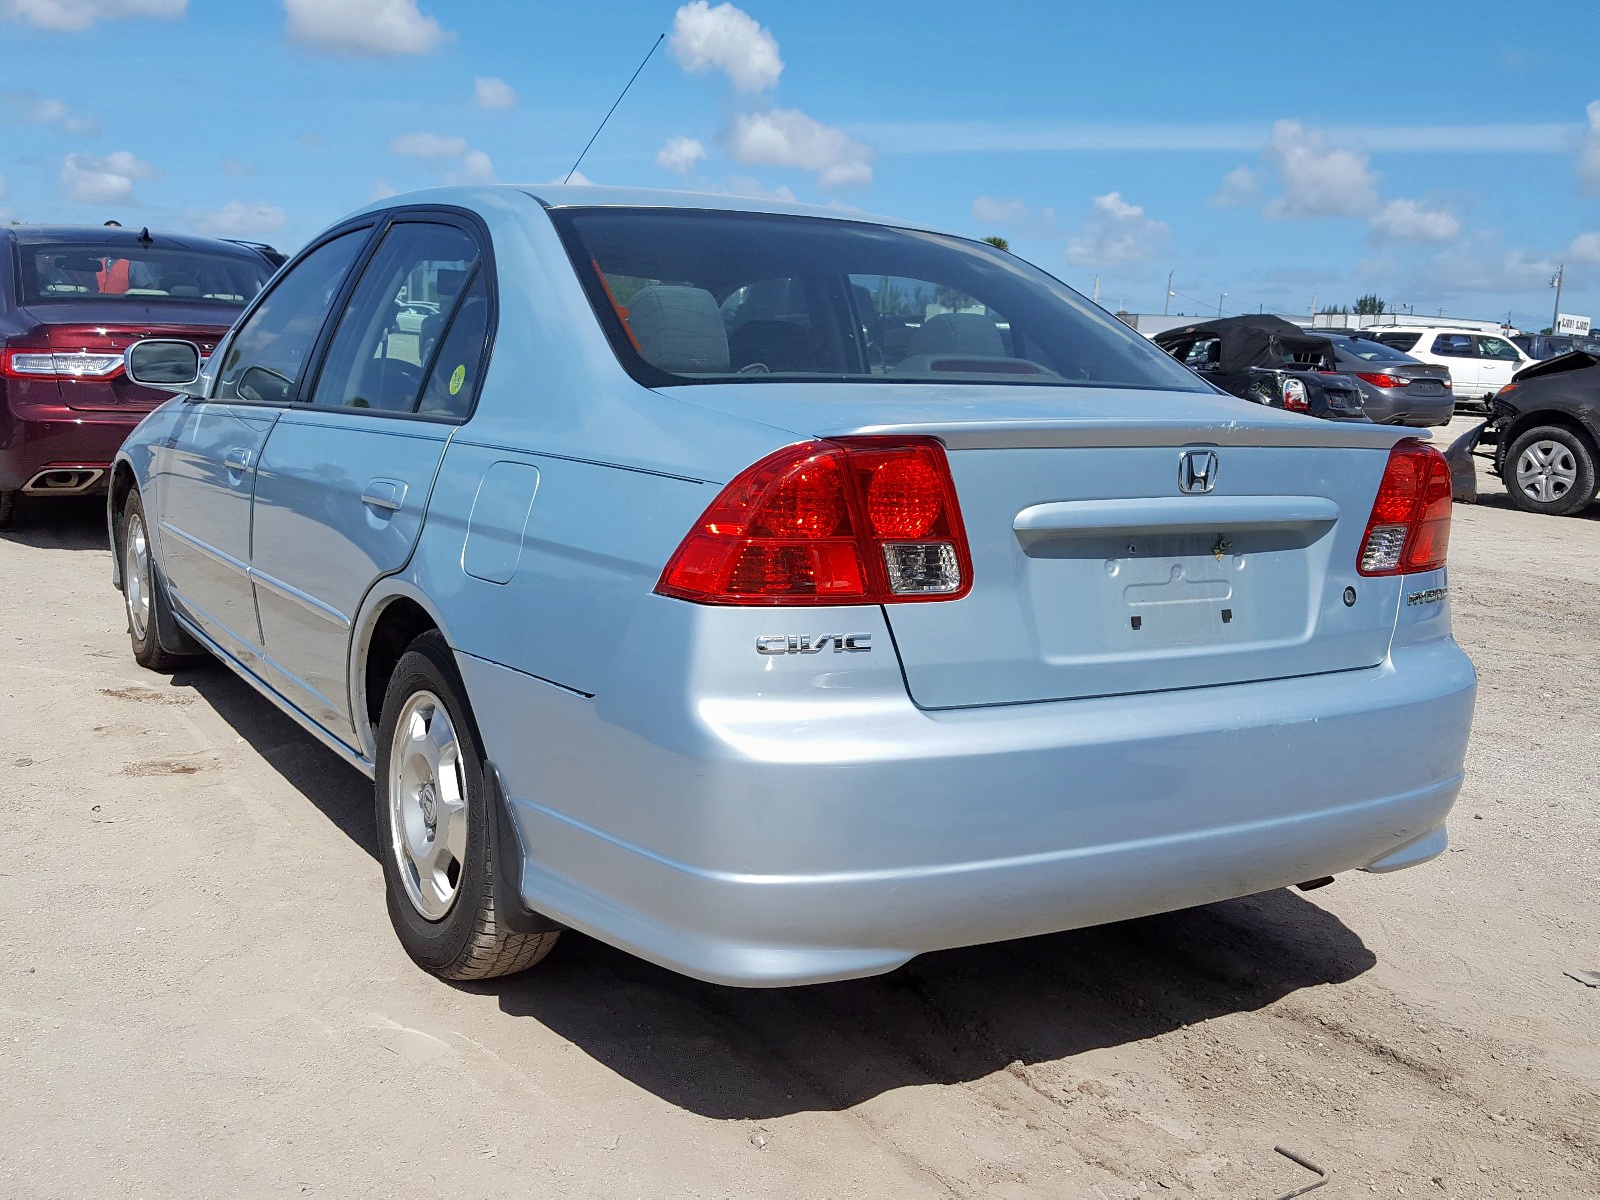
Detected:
left=0, top=225, right=278, bottom=526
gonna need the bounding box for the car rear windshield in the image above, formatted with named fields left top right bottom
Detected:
left=1337, top=337, right=1413, bottom=362
left=18, top=242, right=272, bottom=307
left=550, top=207, right=1209, bottom=392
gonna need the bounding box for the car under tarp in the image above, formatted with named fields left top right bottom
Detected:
left=1156, top=315, right=1338, bottom=399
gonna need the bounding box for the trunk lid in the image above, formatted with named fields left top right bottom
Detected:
left=22, top=302, right=234, bottom=411
left=669, top=382, right=1412, bottom=708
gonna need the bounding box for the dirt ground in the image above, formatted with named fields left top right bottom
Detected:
left=1, top=416, right=1597, bottom=1199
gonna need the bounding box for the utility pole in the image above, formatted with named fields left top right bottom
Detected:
left=1310, top=294, right=1316, bottom=321
left=1163, top=270, right=1173, bottom=316
left=1217, top=291, right=1227, bottom=316
left=1551, top=264, right=1564, bottom=333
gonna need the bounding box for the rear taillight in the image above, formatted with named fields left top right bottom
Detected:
left=0, top=348, right=123, bottom=379
left=1282, top=377, right=1309, bottom=412
left=657, top=437, right=972, bottom=605
left=1354, top=372, right=1409, bottom=389
left=1357, top=440, right=1452, bottom=576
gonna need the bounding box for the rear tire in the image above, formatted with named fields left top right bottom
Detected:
left=0, top=490, right=15, bottom=529
left=376, top=631, right=560, bottom=981
left=1504, top=425, right=1597, bottom=516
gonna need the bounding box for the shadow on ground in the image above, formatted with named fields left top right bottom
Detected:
left=0, top=495, right=111, bottom=551
left=172, top=633, right=1377, bottom=1124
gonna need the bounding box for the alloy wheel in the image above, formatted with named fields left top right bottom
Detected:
left=387, top=690, right=468, bottom=921
left=125, top=511, right=152, bottom=642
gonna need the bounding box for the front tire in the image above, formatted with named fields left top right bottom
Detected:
left=121, top=489, right=189, bottom=671
left=376, top=631, right=559, bottom=981
left=1504, top=425, right=1598, bottom=516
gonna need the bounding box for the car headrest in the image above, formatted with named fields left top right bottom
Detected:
left=626, top=285, right=729, bottom=373
left=907, top=311, right=1005, bottom=357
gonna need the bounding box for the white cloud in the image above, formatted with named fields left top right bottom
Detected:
left=723, top=175, right=797, bottom=203
left=220, top=157, right=256, bottom=177
left=1065, top=191, right=1168, bottom=266
left=474, top=76, right=516, bottom=109
left=1568, top=232, right=1600, bottom=265
left=367, top=178, right=398, bottom=202
left=60, top=149, right=158, bottom=205
left=1370, top=198, right=1461, bottom=243
left=190, top=201, right=287, bottom=237
left=284, top=0, right=449, bottom=56
left=669, top=1, right=781, bottom=92
left=971, top=195, right=1057, bottom=237
left=559, top=170, right=594, bottom=186
left=0, top=173, right=7, bottom=200
left=1, top=90, right=99, bottom=134
left=389, top=132, right=493, bottom=184
left=728, top=108, right=872, bottom=189
left=1210, top=165, right=1261, bottom=208
left=1262, top=120, right=1380, bottom=219
left=389, top=131, right=468, bottom=159
left=1579, top=100, right=1600, bottom=193
left=1417, top=237, right=1556, bottom=294
left=0, top=0, right=182, bottom=30
left=451, top=148, right=494, bottom=184
left=655, top=135, right=706, bottom=175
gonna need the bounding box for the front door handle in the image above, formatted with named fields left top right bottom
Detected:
left=224, top=446, right=254, bottom=473
left=362, top=478, right=406, bottom=512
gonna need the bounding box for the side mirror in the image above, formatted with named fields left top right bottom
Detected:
left=125, top=339, right=203, bottom=392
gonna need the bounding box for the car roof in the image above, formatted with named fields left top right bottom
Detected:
left=346, top=183, right=951, bottom=236
left=4, top=224, right=271, bottom=258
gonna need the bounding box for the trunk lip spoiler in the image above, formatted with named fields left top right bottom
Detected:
left=835, top=419, right=1416, bottom=452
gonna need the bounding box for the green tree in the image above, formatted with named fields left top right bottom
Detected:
left=1354, top=293, right=1386, bottom=315
left=982, top=235, right=1010, bottom=252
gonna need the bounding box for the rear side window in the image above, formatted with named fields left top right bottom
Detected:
left=18, top=241, right=272, bottom=307
left=551, top=207, right=1209, bottom=393
left=1378, top=333, right=1419, bottom=351
left=1431, top=334, right=1473, bottom=357
left=308, top=221, right=482, bottom=415
left=215, top=230, right=367, bottom=404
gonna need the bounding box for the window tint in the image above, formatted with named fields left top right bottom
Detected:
left=216, top=230, right=366, bottom=404
left=417, top=270, right=491, bottom=418
left=553, top=208, right=1209, bottom=393
left=1431, top=334, right=1473, bottom=357
left=1474, top=336, right=1520, bottom=360
left=1378, top=332, right=1419, bottom=351
left=19, top=242, right=271, bottom=307
left=310, top=222, right=479, bottom=413
left=1340, top=338, right=1410, bottom=362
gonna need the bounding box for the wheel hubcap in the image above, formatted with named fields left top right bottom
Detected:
left=387, top=690, right=467, bottom=921
left=125, top=512, right=152, bottom=641
left=1515, top=440, right=1577, bottom=504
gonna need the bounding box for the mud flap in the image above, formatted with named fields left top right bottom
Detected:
left=485, top=761, right=565, bottom=934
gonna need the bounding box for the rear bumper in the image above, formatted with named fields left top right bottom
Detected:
left=1358, top=386, right=1455, bottom=427
left=0, top=398, right=143, bottom=492
left=464, top=632, right=1476, bottom=987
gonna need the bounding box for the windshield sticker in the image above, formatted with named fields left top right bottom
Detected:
left=449, top=364, right=466, bottom=395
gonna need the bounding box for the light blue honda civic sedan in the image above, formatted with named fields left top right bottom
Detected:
left=109, top=186, right=1476, bottom=987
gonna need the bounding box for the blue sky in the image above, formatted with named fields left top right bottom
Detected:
left=3, top=0, right=1598, bottom=332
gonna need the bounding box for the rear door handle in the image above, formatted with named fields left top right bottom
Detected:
left=362, top=479, right=406, bottom=512
left=224, top=446, right=254, bottom=473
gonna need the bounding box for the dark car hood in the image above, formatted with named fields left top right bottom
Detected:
left=1511, top=349, right=1600, bottom=384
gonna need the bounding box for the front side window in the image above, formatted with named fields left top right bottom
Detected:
left=1475, top=336, right=1520, bottom=361
left=215, top=230, right=367, bottom=404
left=309, top=222, right=481, bottom=415
left=18, top=242, right=272, bottom=307
left=552, top=208, right=1209, bottom=393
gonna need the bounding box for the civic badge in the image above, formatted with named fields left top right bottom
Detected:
left=1179, top=449, right=1219, bottom=494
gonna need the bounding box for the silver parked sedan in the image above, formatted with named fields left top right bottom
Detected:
left=109, top=187, right=1476, bottom=987
left=1323, top=333, right=1455, bottom=426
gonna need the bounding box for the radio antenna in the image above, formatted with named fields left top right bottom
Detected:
left=564, top=32, right=665, bottom=185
